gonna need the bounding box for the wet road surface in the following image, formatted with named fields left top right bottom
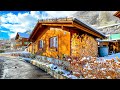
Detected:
left=0, top=54, right=54, bottom=79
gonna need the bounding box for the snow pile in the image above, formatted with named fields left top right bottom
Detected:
left=32, top=53, right=120, bottom=79
left=99, top=53, right=120, bottom=61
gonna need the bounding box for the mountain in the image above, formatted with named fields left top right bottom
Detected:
left=25, top=30, right=32, bottom=35
left=72, top=11, right=120, bottom=35
left=72, top=11, right=120, bottom=27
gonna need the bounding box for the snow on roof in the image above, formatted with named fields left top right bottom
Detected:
left=18, top=32, right=30, bottom=38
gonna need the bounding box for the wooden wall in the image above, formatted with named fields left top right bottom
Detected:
left=109, top=41, right=120, bottom=53
left=99, top=42, right=109, bottom=47
left=28, top=27, right=98, bottom=59
left=22, top=38, right=29, bottom=46
left=71, top=32, right=98, bottom=58
left=34, top=27, right=71, bottom=58
left=15, top=36, right=29, bottom=48
left=28, top=43, right=32, bottom=53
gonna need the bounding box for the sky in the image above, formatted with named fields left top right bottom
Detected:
left=0, top=11, right=77, bottom=40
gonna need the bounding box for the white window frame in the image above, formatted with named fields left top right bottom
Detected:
left=50, top=36, right=58, bottom=48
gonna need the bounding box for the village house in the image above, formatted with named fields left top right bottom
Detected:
left=27, top=17, right=106, bottom=59
left=15, top=32, right=30, bottom=50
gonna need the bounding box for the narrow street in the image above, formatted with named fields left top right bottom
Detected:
left=0, top=54, right=54, bottom=79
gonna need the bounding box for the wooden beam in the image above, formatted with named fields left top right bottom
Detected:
left=42, top=23, right=74, bottom=27
left=39, top=21, right=73, bottom=24
left=62, top=26, right=71, bottom=32
left=30, top=24, right=42, bottom=41
left=33, top=26, right=49, bottom=42
left=73, top=22, right=103, bottom=38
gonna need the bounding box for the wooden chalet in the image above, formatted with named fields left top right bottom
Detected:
left=114, top=11, right=120, bottom=18
left=15, top=32, right=30, bottom=49
left=28, top=17, right=106, bottom=59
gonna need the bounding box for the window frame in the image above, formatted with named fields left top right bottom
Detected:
left=49, top=36, right=58, bottom=49
left=39, top=40, right=44, bottom=49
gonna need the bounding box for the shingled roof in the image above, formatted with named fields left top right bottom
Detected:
left=17, top=32, right=29, bottom=38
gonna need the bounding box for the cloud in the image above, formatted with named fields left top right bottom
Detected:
left=45, top=11, right=77, bottom=18
left=0, top=11, right=43, bottom=38
left=0, top=30, right=8, bottom=33
left=8, top=32, right=17, bottom=38
left=0, top=11, right=77, bottom=39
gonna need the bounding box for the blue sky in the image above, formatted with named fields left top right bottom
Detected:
left=0, top=11, right=77, bottom=40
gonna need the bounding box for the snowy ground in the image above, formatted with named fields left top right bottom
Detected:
left=99, top=53, right=120, bottom=61
left=1, top=51, right=30, bottom=55
left=1, top=51, right=120, bottom=79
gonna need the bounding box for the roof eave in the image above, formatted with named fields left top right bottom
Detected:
left=73, top=18, right=106, bottom=38
left=28, top=21, right=40, bottom=41
left=114, top=11, right=120, bottom=18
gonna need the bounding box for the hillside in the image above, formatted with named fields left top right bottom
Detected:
left=72, top=11, right=120, bottom=35
left=72, top=11, right=120, bottom=27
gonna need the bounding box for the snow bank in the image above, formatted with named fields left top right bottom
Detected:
left=99, top=53, right=120, bottom=61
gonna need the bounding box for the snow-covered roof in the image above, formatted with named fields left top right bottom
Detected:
left=18, top=32, right=30, bottom=38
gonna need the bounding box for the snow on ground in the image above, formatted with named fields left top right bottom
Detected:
left=99, top=53, right=120, bottom=61
left=1, top=51, right=30, bottom=55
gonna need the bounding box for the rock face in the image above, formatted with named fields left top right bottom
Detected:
left=98, top=23, right=120, bottom=35
left=72, top=11, right=120, bottom=35
left=73, top=11, right=120, bottom=27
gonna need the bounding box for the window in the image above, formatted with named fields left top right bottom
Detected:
left=50, top=36, right=58, bottom=48
left=39, top=40, right=43, bottom=48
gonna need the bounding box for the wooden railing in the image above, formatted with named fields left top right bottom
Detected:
left=38, top=17, right=73, bottom=22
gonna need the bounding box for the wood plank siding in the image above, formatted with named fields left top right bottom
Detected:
left=28, top=17, right=106, bottom=59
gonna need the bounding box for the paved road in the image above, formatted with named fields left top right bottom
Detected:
left=0, top=54, right=54, bottom=79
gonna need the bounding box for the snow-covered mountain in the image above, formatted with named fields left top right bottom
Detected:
left=72, top=11, right=120, bottom=27
left=72, top=11, right=120, bottom=35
